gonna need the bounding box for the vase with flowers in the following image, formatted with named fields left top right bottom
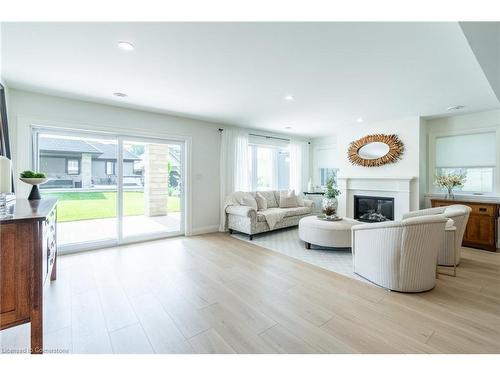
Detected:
left=322, top=175, right=341, bottom=218
left=435, top=173, right=466, bottom=199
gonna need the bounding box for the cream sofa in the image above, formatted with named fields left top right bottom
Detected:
left=225, top=191, right=315, bottom=240
left=352, top=215, right=449, bottom=292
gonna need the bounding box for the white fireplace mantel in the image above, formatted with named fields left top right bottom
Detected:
left=337, top=176, right=416, bottom=220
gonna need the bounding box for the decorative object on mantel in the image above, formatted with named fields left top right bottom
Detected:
left=307, top=178, right=313, bottom=193
left=347, top=134, right=404, bottom=167
left=322, top=175, right=340, bottom=219
left=0, top=156, right=13, bottom=218
left=435, top=173, right=466, bottom=199
left=19, top=170, right=48, bottom=200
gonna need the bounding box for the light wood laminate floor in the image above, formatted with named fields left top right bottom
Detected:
left=1, top=233, right=499, bottom=354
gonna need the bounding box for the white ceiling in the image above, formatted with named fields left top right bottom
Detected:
left=2, top=22, right=499, bottom=136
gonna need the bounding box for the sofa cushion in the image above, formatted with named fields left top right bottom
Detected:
left=255, top=192, right=268, bottom=211
left=259, top=191, right=278, bottom=208
left=256, top=206, right=311, bottom=222
left=238, top=192, right=258, bottom=211
left=279, top=189, right=298, bottom=208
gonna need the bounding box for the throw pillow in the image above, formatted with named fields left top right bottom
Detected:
left=255, top=192, right=268, bottom=211
left=260, top=191, right=279, bottom=208
left=239, top=192, right=258, bottom=211
left=279, top=189, right=298, bottom=208
left=296, top=192, right=305, bottom=207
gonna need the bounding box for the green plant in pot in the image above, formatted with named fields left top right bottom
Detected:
left=19, top=170, right=48, bottom=200
left=322, top=176, right=341, bottom=218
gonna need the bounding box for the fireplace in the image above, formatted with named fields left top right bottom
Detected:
left=354, top=195, right=394, bottom=222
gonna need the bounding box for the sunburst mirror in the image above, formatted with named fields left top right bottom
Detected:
left=347, top=134, right=404, bottom=167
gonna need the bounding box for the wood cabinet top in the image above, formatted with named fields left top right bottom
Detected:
left=430, top=198, right=500, bottom=206
left=0, top=198, right=58, bottom=224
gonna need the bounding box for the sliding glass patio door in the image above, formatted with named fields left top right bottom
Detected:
left=33, top=128, right=185, bottom=252
left=35, top=130, right=119, bottom=249
left=120, top=138, right=184, bottom=242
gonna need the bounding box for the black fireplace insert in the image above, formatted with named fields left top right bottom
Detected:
left=354, top=195, right=394, bottom=222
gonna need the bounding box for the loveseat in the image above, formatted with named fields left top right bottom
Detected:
left=225, top=190, right=315, bottom=239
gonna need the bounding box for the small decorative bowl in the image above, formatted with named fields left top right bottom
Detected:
left=19, top=177, right=49, bottom=186
left=19, top=178, right=49, bottom=200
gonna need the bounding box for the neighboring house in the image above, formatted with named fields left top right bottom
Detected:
left=39, top=137, right=141, bottom=188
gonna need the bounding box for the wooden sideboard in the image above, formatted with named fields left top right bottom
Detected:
left=431, top=198, right=499, bottom=252
left=0, top=198, right=58, bottom=354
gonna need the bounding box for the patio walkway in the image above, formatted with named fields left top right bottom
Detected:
left=57, top=212, right=181, bottom=245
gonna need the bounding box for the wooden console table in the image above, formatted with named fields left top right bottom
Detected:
left=0, top=198, right=58, bottom=354
left=431, top=198, right=499, bottom=252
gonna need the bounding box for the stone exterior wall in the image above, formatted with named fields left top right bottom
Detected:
left=81, top=153, right=92, bottom=188
left=144, top=144, right=169, bottom=216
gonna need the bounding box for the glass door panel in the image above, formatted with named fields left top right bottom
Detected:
left=36, top=131, right=118, bottom=247
left=121, top=139, right=183, bottom=241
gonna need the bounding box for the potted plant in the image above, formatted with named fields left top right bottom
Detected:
left=435, top=173, right=466, bottom=199
left=322, top=175, right=341, bottom=218
left=19, top=170, right=48, bottom=200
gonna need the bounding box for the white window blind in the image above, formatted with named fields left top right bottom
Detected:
left=435, top=132, right=496, bottom=168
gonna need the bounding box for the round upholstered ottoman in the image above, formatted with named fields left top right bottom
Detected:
left=298, top=216, right=360, bottom=249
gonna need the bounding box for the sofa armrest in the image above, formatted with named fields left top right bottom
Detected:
left=303, top=199, right=315, bottom=209
left=226, top=205, right=256, bottom=219
left=402, top=206, right=445, bottom=220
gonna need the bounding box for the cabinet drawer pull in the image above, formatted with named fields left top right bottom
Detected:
left=479, top=207, right=487, bottom=212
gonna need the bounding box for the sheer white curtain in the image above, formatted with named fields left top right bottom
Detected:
left=289, top=140, right=310, bottom=193
left=219, top=128, right=250, bottom=231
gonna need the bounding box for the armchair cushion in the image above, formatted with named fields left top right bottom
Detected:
left=402, top=206, right=445, bottom=220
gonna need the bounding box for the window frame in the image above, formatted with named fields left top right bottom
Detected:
left=248, top=143, right=290, bottom=191
left=66, top=158, right=80, bottom=175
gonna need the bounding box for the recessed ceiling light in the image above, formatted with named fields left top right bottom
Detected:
left=284, top=126, right=292, bottom=130
left=284, top=95, right=294, bottom=101
left=117, top=41, right=135, bottom=51
left=113, top=92, right=128, bottom=97
left=447, top=105, right=465, bottom=111
left=356, top=117, right=364, bottom=123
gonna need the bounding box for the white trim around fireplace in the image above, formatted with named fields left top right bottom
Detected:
left=337, top=176, right=416, bottom=220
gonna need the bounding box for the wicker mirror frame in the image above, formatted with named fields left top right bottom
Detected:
left=347, top=134, right=404, bottom=167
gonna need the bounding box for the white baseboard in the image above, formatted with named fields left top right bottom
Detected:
left=190, top=225, right=219, bottom=236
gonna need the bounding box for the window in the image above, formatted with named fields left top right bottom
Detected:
left=66, top=159, right=80, bottom=175
left=436, top=167, right=494, bottom=193
left=105, top=161, right=115, bottom=175
left=249, top=145, right=290, bottom=191
left=319, top=168, right=337, bottom=186
left=277, top=150, right=290, bottom=190
left=435, top=132, right=496, bottom=194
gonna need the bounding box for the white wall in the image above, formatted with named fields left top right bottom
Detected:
left=7, top=89, right=223, bottom=235
left=309, top=135, right=337, bottom=189
left=311, top=116, right=422, bottom=210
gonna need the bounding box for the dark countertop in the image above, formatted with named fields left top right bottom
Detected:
left=0, top=198, right=58, bottom=224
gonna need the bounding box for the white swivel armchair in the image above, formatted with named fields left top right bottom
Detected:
left=352, top=215, right=449, bottom=292
left=402, top=204, right=471, bottom=267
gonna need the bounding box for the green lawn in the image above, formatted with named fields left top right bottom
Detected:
left=41, top=191, right=180, bottom=222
